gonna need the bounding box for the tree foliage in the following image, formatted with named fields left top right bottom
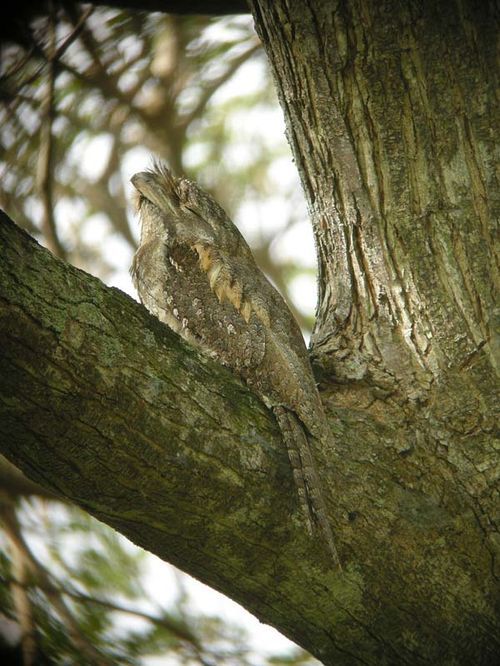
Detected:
left=0, top=5, right=318, bottom=664
left=0, top=4, right=312, bottom=325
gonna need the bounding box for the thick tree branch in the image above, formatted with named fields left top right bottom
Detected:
left=2, top=208, right=498, bottom=665
left=0, top=210, right=352, bottom=662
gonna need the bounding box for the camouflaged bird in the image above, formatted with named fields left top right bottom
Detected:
left=131, top=162, right=340, bottom=566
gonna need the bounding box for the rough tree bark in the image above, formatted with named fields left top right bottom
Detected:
left=0, top=0, right=499, bottom=664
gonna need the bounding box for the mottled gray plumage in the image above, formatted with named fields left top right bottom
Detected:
left=131, top=162, right=340, bottom=566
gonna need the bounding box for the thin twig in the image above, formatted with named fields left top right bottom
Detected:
left=1, top=6, right=93, bottom=99
left=81, top=155, right=137, bottom=248
left=0, top=572, right=225, bottom=666
left=0, top=505, right=115, bottom=666
left=182, top=40, right=262, bottom=130
left=53, top=5, right=94, bottom=62
left=63, top=588, right=201, bottom=645
left=1, top=503, right=38, bottom=666
left=35, top=3, right=65, bottom=259
left=20, top=4, right=94, bottom=258
left=62, top=3, right=142, bottom=105
left=0, top=46, right=35, bottom=81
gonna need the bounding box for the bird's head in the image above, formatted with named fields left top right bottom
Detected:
left=131, top=162, right=247, bottom=254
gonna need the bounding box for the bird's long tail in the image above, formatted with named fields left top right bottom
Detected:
left=273, top=406, right=341, bottom=568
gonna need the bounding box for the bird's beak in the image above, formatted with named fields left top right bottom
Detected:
left=131, top=171, right=181, bottom=217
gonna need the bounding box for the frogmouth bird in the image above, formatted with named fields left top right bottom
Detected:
left=131, top=162, right=340, bottom=566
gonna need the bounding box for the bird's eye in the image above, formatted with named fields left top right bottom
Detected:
left=182, top=204, right=204, bottom=221
left=132, top=190, right=145, bottom=211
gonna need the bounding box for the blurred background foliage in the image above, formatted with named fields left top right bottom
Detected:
left=0, top=3, right=318, bottom=664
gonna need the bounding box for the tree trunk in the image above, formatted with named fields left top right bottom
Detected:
left=246, top=0, right=499, bottom=662
left=1, top=0, right=499, bottom=664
